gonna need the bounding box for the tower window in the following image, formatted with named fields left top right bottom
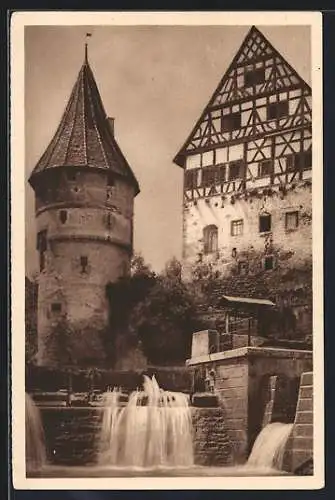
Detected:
left=231, top=219, right=244, bottom=236
left=107, top=173, right=115, bottom=187
left=106, top=212, right=114, bottom=229
left=285, top=211, right=299, bottom=230
left=36, top=230, right=47, bottom=252
left=203, top=225, right=218, bottom=254
left=228, top=160, right=244, bottom=181
left=59, top=210, right=68, bottom=224
left=258, top=159, right=273, bottom=177
left=267, top=100, right=289, bottom=120
left=221, top=112, right=241, bottom=132
left=264, top=255, right=274, bottom=271
left=245, top=67, right=265, bottom=87
left=80, top=256, right=88, bottom=273
left=51, top=303, right=62, bottom=313
left=259, top=214, right=271, bottom=233
left=37, top=230, right=47, bottom=272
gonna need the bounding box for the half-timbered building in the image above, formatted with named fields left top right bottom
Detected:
left=174, top=26, right=312, bottom=284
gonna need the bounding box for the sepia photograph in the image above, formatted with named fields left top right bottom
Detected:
left=11, top=11, right=323, bottom=489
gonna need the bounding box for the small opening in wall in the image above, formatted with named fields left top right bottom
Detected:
left=106, top=213, right=113, bottom=228
left=264, top=255, right=274, bottom=271
left=66, top=170, right=77, bottom=182
left=80, top=256, right=88, bottom=273
left=259, top=213, right=271, bottom=233
left=238, top=261, right=249, bottom=276
left=51, top=303, right=62, bottom=313
left=59, top=210, right=68, bottom=224
left=107, top=173, right=115, bottom=187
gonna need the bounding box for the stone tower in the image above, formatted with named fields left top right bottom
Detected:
left=28, top=48, right=140, bottom=367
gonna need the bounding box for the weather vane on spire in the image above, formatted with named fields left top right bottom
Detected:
left=85, top=32, right=92, bottom=63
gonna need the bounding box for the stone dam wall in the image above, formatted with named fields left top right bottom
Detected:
left=39, top=406, right=232, bottom=467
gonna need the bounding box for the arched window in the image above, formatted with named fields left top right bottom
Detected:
left=203, top=225, right=218, bottom=254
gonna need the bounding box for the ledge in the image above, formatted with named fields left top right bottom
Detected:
left=186, top=346, right=312, bottom=366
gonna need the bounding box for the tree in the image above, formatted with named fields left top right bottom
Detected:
left=129, top=258, right=205, bottom=365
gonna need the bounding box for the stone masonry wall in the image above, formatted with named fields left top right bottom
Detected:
left=35, top=168, right=135, bottom=367
left=283, top=371, right=313, bottom=474
left=212, top=358, right=249, bottom=462
left=39, top=406, right=232, bottom=467
left=191, top=407, right=233, bottom=466
left=183, top=183, right=312, bottom=279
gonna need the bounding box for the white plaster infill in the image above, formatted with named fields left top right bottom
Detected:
left=186, top=346, right=313, bottom=366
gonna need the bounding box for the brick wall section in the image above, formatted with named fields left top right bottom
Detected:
left=283, top=371, right=313, bottom=474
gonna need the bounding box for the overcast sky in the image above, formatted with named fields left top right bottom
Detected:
left=25, top=25, right=311, bottom=276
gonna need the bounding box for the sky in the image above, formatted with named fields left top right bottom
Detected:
left=25, top=25, right=311, bottom=276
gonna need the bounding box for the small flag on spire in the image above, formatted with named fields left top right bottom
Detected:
left=86, top=32, right=92, bottom=38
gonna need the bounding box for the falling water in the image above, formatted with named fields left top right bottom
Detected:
left=247, top=422, right=293, bottom=470
left=98, top=375, right=194, bottom=468
left=25, top=393, right=47, bottom=472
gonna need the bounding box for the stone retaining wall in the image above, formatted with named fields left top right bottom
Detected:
left=283, top=371, right=313, bottom=474
left=39, top=406, right=232, bottom=467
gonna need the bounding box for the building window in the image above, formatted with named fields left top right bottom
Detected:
left=228, top=160, right=244, bottom=181
left=202, top=165, right=226, bottom=187
left=287, top=150, right=312, bottom=172
left=238, top=261, right=249, bottom=275
left=231, top=219, right=244, bottom=236
left=80, top=256, right=88, bottom=273
left=259, top=213, right=271, bottom=233
left=258, top=159, right=273, bottom=177
left=244, top=67, right=265, bottom=87
left=267, top=100, right=289, bottom=120
left=264, top=255, right=274, bottom=271
left=185, top=169, right=199, bottom=190
left=285, top=211, right=299, bottom=230
left=51, top=303, right=62, bottom=313
left=59, top=210, right=68, bottom=224
left=203, top=225, right=218, bottom=254
left=221, top=112, right=241, bottom=132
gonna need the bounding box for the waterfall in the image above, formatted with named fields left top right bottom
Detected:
left=247, top=422, right=293, bottom=470
left=98, top=375, right=194, bottom=468
left=25, top=393, right=47, bottom=472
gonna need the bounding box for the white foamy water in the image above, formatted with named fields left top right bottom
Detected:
left=247, top=422, right=293, bottom=470
left=25, top=393, right=47, bottom=472
left=98, top=375, right=194, bottom=468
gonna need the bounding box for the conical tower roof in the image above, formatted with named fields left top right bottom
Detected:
left=29, top=50, right=140, bottom=195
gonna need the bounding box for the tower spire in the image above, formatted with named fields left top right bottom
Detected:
left=85, top=32, right=92, bottom=63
